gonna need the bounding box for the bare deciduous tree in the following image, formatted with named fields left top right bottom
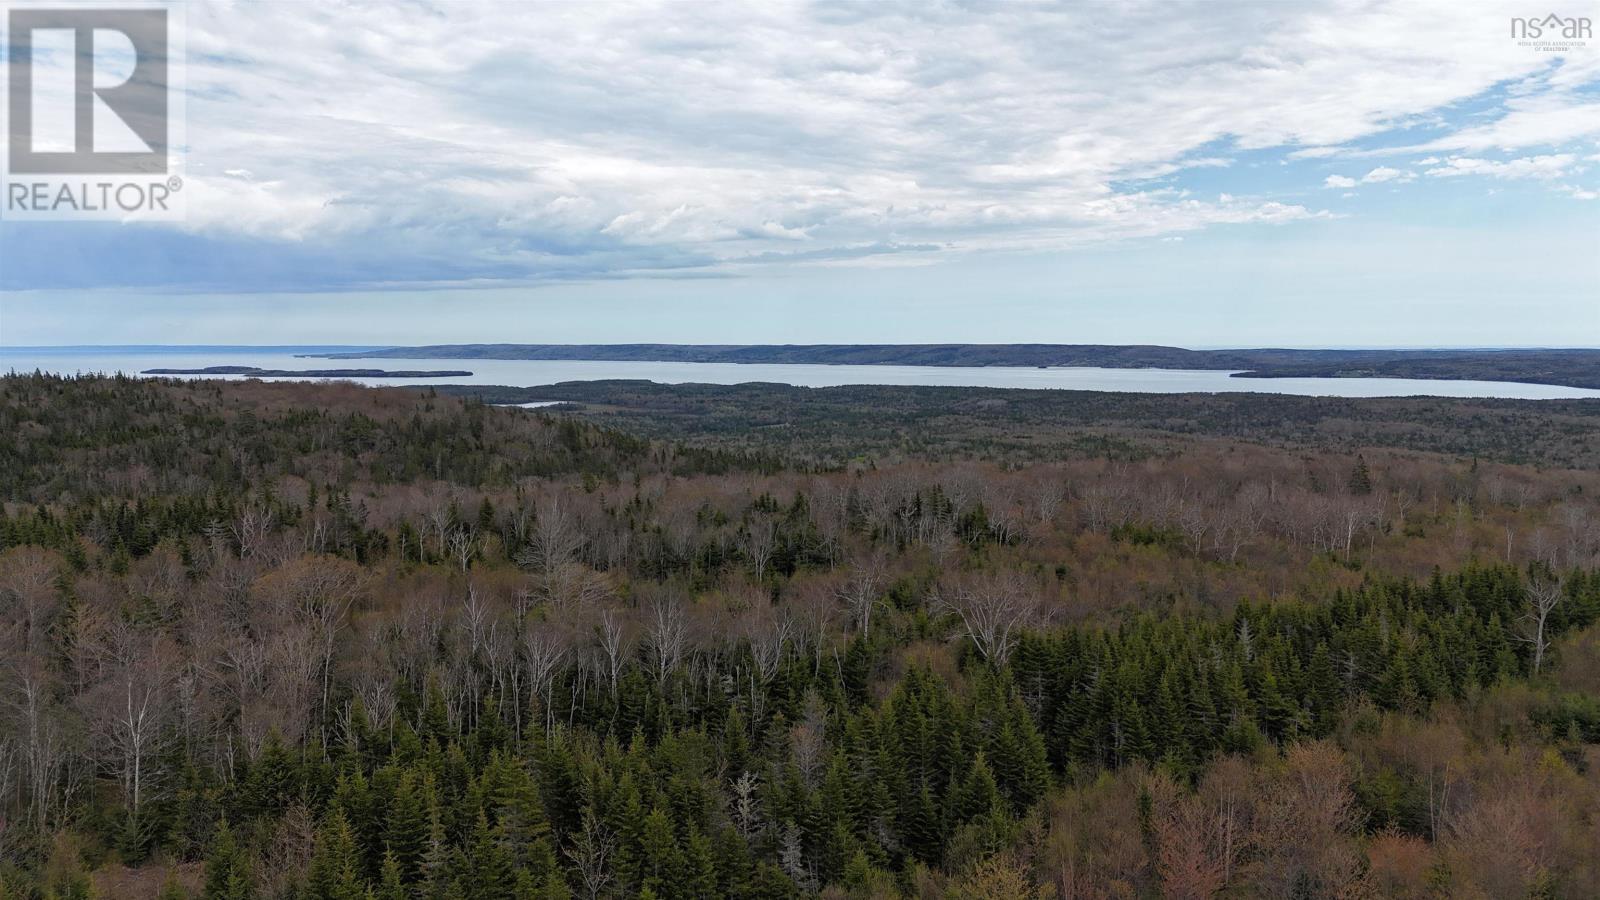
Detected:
left=519, top=497, right=585, bottom=573
left=838, top=553, right=887, bottom=638
left=565, top=811, right=616, bottom=900
left=80, top=622, right=175, bottom=820
left=446, top=524, right=479, bottom=573
left=739, top=515, right=778, bottom=579
left=643, top=588, right=688, bottom=686
left=0, top=547, right=61, bottom=655
left=595, top=606, right=637, bottom=693
left=1520, top=574, right=1567, bottom=675
left=935, top=570, right=1045, bottom=667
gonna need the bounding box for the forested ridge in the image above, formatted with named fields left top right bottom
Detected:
left=437, top=380, right=1600, bottom=470
left=4, top=375, right=1600, bottom=899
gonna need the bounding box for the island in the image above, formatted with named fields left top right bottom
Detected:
left=142, top=365, right=473, bottom=377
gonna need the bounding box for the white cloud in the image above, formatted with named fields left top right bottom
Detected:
left=1361, top=166, right=1411, bottom=184
left=1404, top=99, right=1600, bottom=153
left=1324, top=167, right=1414, bottom=189
left=1424, top=154, right=1576, bottom=180
left=15, top=0, right=1600, bottom=289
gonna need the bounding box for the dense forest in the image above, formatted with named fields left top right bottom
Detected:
left=436, top=380, right=1600, bottom=470
left=3, top=374, right=1600, bottom=899
left=309, top=345, right=1600, bottom=390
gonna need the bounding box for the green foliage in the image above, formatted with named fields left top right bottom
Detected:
left=202, top=821, right=252, bottom=900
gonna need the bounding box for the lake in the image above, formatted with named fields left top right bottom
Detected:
left=5, top=346, right=1600, bottom=399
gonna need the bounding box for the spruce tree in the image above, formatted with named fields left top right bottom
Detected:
left=306, top=807, right=367, bottom=900
left=202, top=820, right=254, bottom=900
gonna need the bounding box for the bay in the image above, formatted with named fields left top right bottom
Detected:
left=5, top=346, right=1600, bottom=399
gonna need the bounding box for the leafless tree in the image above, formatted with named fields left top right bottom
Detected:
left=0, top=735, right=18, bottom=826
left=351, top=669, right=398, bottom=736
left=1337, top=496, right=1383, bottom=556
left=255, top=556, right=366, bottom=748
left=422, top=497, right=455, bottom=561
left=595, top=606, right=637, bottom=693
left=810, top=481, right=851, bottom=567
left=740, top=515, right=779, bottom=579
left=1031, top=476, right=1066, bottom=525
left=525, top=558, right=613, bottom=610
left=643, top=589, right=689, bottom=686
left=81, top=622, right=175, bottom=819
left=1177, top=500, right=1213, bottom=555
left=446, top=524, right=479, bottom=573
left=731, top=770, right=762, bottom=840
left=1520, top=575, right=1567, bottom=675
left=0, top=547, right=61, bottom=655
left=566, top=810, right=616, bottom=900
left=789, top=690, right=829, bottom=787
left=522, top=613, right=576, bottom=728
left=5, top=663, right=72, bottom=826
left=519, top=496, right=585, bottom=573
left=838, top=553, right=887, bottom=638
left=984, top=484, right=1023, bottom=545
left=462, top=586, right=492, bottom=660
left=231, top=504, right=275, bottom=560
left=935, top=570, right=1045, bottom=667
left=1079, top=480, right=1132, bottom=533
left=742, top=601, right=794, bottom=687
left=790, top=576, right=840, bottom=669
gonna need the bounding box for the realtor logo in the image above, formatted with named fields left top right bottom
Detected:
left=8, top=8, right=168, bottom=173
left=2, top=4, right=185, bottom=219
left=1510, top=12, right=1591, bottom=51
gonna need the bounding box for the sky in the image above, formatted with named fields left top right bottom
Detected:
left=1, top=0, right=1598, bottom=348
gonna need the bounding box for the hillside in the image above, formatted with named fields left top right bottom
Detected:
left=4, top=375, right=1600, bottom=899
left=438, top=380, right=1600, bottom=470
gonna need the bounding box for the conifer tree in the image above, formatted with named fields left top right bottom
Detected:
left=637, top=806, right=681, bottom=897
left=203, top=820, right=254, bottom=900
left=307, top=807, right=368, bottom=900
left=465, top=811, right=517, bottom=900
left=375, top=850, right=406, bottom=900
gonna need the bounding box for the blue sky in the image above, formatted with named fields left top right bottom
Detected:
left=2, top=1, right=1598, bottom=347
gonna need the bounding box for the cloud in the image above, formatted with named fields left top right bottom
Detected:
left=1360, top=167, right=1411, bottom=184
left=1423, top=154, right=1576, bottom=180
left=1324, top=166, right=1414, bottom=189
left=4, top=0, right=1598, bottom=292
left=1403, top=98, right=1600, bottom=153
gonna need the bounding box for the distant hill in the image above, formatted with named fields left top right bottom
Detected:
left=142, top=365, right=473, bottom=377
left=307, top=344, right=1600, bottom=389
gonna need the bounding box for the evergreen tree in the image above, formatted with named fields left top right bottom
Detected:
left=202, top=820, right=254, bottom=900
left=465, top=811, right=517, bottom=900
left=1349, top=457, right=1373, bottom=495
left=306, top=808, right=367, bottom=900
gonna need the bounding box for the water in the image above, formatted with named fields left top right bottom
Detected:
left=4, top=346, right=1599, bottom=400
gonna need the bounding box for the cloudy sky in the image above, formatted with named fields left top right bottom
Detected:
left=2, top=0, right=1598, bottom=347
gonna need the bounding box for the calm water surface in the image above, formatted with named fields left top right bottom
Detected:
left=5, top=346, right=1599, bottom=400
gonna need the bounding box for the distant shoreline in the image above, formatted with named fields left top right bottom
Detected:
left=298, top=343, right=1600, bottom=390
left=142, top=365, right=474, bottom=378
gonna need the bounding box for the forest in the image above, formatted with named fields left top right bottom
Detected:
left=433, top=380, right=1600, bottom=470
left=3, top=373, right=1600, bottom=899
